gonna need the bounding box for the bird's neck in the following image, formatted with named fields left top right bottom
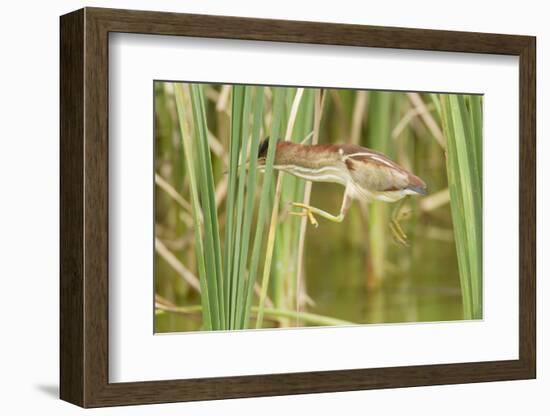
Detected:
left=273, top=143, right=348, bottom=185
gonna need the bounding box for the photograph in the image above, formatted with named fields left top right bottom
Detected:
left=53, top=5, right=538, bottom=409
left=153, top=82, right=483, bottom=332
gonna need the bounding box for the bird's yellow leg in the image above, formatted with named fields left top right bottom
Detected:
left=288, top=204, right=319, bottom=227
left=290, top=203, right=343, bottom=227
left=290, top=189, right=352, bottom=228
left=389, top=197, right=410, bottom=247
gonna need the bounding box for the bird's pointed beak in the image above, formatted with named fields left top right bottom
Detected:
left=257, top=157, right=266, bottom=172
left=405, top=185, right=428, bottom=196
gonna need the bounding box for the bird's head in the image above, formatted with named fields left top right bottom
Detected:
left=257, top=137, right=282, bottom=169
left=227, top=137, right=278, bottom=175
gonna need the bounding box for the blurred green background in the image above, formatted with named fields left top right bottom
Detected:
left=154, top=83, right=482, bottom=332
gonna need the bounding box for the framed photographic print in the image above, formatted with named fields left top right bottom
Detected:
left=60, top=7, right=536, bottom=408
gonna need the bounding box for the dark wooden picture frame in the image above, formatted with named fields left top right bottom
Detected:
left=60, top=7, right=536, bottom=408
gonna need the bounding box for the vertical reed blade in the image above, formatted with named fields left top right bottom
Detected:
left=224, top=86, right=245, bottom=329
left=244, top=87, right=287, bottom=328
left=234, top=87, right=265, bottom=329
left=440, top=94, right=483, bottom=319
left=229, top=87, right=253, bottom=329
left=173, top=83, right=214, bottom=329
left=366, top=91, right=393, bottom=288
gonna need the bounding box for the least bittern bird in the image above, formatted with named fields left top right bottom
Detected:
left=257, top=139, right=427, bottom=245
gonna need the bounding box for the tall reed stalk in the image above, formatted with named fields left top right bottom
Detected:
left=174, top=83, right=217, bottom=329
left=272, top=88, right=313, bottom=325
left=366, top=91, right=393, bottom=288
left=253, top=88, right=290, bottom=328
left=174, top=84, right=277, bottom=329
left=439, top=94, right=483, bottom=319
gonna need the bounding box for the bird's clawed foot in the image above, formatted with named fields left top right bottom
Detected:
left=390, top=201, right=412, bottom=247
left=389, top=218, right=409, bottom=247
left=289, top=202, right=319, bottom=228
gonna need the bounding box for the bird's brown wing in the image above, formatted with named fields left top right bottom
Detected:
left=345, top=154, right=409, bottom=193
